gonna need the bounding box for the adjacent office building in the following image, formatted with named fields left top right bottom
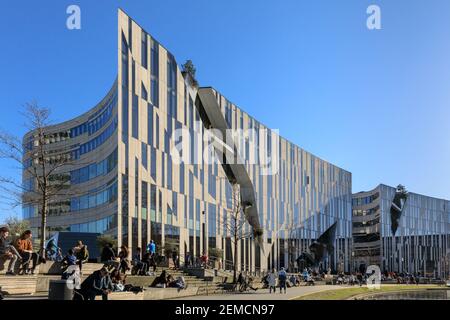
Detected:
left=352, top=184, right=450, bottom=278
left=22, top=9, right=353, bottom=273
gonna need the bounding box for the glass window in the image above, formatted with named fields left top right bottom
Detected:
left=141, top=30, right=148, bottom=69
left=150, top=147, right=157, bottom=181
left=132, top=94, right=139, bottom=139
left=150, top=39, right=159, bottom=107
left=142, top=142, right=148, bottom=169
left=142, top=83, right=148, bottom=101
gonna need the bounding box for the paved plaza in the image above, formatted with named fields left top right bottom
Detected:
left=175, top=285, right=348, bottom=300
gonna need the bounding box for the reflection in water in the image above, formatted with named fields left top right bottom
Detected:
left=365, top=290, right=450, bottom=300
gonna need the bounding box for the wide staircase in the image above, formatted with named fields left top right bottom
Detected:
left=0, top=261, right=233, bottom=299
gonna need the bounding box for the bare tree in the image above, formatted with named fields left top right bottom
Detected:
left=286, top=217, right=299, bottom=272
left=222, top=183, right=261, bottom=283
left=0, top=102, right=79, bottom=258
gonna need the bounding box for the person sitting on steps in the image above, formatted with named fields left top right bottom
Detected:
left=14, top=230, right=39, bottom=275
left=100, top=243, right=118, bottom=271
left=73, top=240, right=89, bottom=275
left=0, top=226, right=21, bottom=276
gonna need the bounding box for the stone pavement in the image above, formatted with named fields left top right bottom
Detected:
left=174, top=285, right=348, bottom=300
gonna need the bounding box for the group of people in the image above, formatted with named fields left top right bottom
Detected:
left=99, top=240, right=160, bottom=276
left=150, top=270, right=187, bottom=289
left=60, top=241, right=89, bottom=274
left=0, top=227, right=40, bottom=275
left=262, top=267, right=289, bottom=293
left=184, top=251, right=209, bottom=268
left=74, top=266, right=131, bottom=300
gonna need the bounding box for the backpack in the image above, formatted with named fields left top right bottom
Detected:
left=279, top=271, right=286, bottom=281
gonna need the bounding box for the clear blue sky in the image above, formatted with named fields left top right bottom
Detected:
left=1, top=0, right=449, bottom=222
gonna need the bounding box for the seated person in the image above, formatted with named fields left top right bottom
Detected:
left=0, top=226, right=21, bottom=276
left=289, top=274, right=297, bottom=286
left=143, top=250, right=156, bottom=274
left=132, top=247, right=147, bottom=275
left=306, top=274, right=315, bottom=286
left=110, top=269, right=126, bottom=292
left=75, top=267, right=112, bottom=300
left=14, top=230, right=39, bottom=275
left=168, top=276, right=187, bottom=289
left=62, top=249, right=77, bottom=268
left=118, top=246, right=131, bottom=274
left=100, top=243, right=119, bottom=270
left=150, top=270, right=169, bottom=288
left=200, top=252, right=208, bottom=268
left=246, top=275, right=258, bottom=291
left=73, top=241, right=89, bottom=274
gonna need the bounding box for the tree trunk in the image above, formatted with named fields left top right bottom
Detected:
left=39, top=196, right=47, bottom=259
left=233, top=234, right=238, bottom=283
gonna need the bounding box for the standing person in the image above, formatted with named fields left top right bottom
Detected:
left=14, top=230, right=39, bottom=275
left=267, top=268, right=277, bottom=294
left=74, top=240, right=89, bottom=275
left=185, top=252, right=191, bottom=268
left=0, top=226, right=21, bottom=276
left=200, top=252, right=208, bottom=268
left=171, top=249, right=179, bottom=270
left=148, top=240, right=156, bottom=257
left=143, top=250, right=156, bottom=274
left=278, top=267, right=287, bottom=294
left=237, top=272, right=245, bottom=291
left=118, top=245, right=131, bottom=274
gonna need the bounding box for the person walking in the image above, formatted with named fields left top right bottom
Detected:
left=278, top=267, right=287, bottom=294
left=267, top=268, right=277, bottom=294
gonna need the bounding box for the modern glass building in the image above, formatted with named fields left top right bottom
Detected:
left=22, top=9, right=353, bottom=272
left=352, top=184, right=450, bottom=278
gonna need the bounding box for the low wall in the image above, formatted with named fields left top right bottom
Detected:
left=96, top=291, right=145, bottom=300
left=94, top=287, right=198, bottom=300
left=144, top=287, right=199, bottom=300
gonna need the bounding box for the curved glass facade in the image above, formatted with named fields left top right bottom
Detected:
left=22, top=9, right=354, bottom=273
left=353, top=184, right=450, bottom=277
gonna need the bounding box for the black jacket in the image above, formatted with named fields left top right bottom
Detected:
left=80, top=270, right=104, bottom=293
left=101, top=247, right=116, bottom=262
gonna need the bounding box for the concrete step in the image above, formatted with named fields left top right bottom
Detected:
left=0, top=275, right=38, bottom=295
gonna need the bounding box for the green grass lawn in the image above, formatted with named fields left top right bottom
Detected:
left=294, top=285, right=441, bottom=300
